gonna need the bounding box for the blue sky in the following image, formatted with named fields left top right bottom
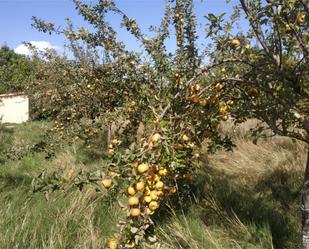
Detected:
left=0, top=0, right=244, bottom=55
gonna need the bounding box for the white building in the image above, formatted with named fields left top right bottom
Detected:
left=0, top=93, right=29, bottom=124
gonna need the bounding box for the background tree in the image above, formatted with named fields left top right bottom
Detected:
left=0, top=45, right=35, bottom=94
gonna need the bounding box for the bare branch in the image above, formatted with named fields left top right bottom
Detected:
left=270, top=5, right=283, bottom=68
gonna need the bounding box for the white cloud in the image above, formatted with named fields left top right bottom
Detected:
left=14, top=41, right=60, bottom=56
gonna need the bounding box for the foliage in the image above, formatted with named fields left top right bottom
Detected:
left=0, top=45, right=36, bottom=94
left=29, top=0, right=309, bottom=248
left=205, top=0, right=309, bottom=143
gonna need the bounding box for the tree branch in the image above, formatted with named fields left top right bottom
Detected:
left=239, top=0, right=279, bottom=65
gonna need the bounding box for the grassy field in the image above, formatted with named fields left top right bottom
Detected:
left=0, top=121, right=306, bottom=249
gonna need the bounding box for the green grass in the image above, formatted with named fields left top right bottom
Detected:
left=0, top=120, right=306, bottom=248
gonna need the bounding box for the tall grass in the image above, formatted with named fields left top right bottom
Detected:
left=0, top=120, right=306, bottom=248
left=0, top=150, right=122, bottom=249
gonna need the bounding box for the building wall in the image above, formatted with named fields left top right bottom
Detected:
left=0, top=93, right=29, bottom=124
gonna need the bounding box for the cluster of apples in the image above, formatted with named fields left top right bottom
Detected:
left=127, top=162, right=167, bottom=217
left=50, top=121, right=65, bottom=133
left=107, top=138, right=121, bottom=155
left=188, top=82, right=226, bottom=107
left=126, top=133, right=170, bottom=217
left=285, top=13, right=306, bottom=32
left=219, top=99, right=234, bottom=121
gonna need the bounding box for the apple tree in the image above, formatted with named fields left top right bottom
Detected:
left=31, top=0, right=309, bottom=247
left=204, top=0, right=309, bottom=247
left=31, top=0, right=237, bottom=247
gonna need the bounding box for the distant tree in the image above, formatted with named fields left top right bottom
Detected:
left=0, top=45, right=35, bottom=94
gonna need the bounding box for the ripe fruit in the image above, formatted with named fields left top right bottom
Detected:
left=189, top=94, right=199, bottom=103
left=219, top=106, right=228, bottom=114
left=153, top=117, right=160, bottom=124
left=111, top=139, right=120, bottom=145
left=149, top=201, right=159, bottom=211
left=146, top=208, right=154, bottom=215
left=230, top=38, right=240, bottom=48
left=194, top=84, right=201, bottom=91
left=148, top=142, right=154, bottom=149
left=222, top=115, right=229, bottom=121
left=143, top=195, right=152, bottom=203
left=215, top=83, right=223, bottom=91
left=245, top=43, right=250, bottom=49
left=227, top=100, right=234, bottom=105
left=182, top=134, right=189, bottom=142
left=107, top=148, right=114, bottom=155
left=127, top=186, right=136, bottom=196
left=102, top=178, right=112, bottom=189
left=150, top=190, right=159, bottom=201
left=199, top=99, right=207, bottom=107
left=169, top=187, right=177, bottom=194
left=188, top=142, right=195, bottom=149
left=151, top=133, right=161, bottom=143
left=108, top=144, right=113, bottom=149
left=297, top=13, right=306, bottom=24
left=157, top=190, right=164, bottom=197
left=107, top=239, right=117, bottom=249
left=190, top=84, right=200, bottom=93
left=130, top=208, right=141, bottom=217
left=135, top=181, right=145, bottom=191
left=174, top=143, right=184, bottom=149
left=285, top=24, right=292, bottom=31
left=158, top=168, right=167, bottom=176
left=137, top=163, right=149, bottom=174
left=194, top=153, right=200, bottom=159
left=154, top=174, right=161, bottom=182
left=156, top=181, right=164, bottom=190
left=128, top=196, right=139, bottom=206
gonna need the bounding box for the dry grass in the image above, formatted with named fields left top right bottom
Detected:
left=209, top=120, right=307, bottom=184
left=155, top=120, right=306, bottom=249
left=0, top=143, right=122, bottom=249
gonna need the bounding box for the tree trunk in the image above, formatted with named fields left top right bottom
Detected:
left=302, top=148, right=309, bottom=249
